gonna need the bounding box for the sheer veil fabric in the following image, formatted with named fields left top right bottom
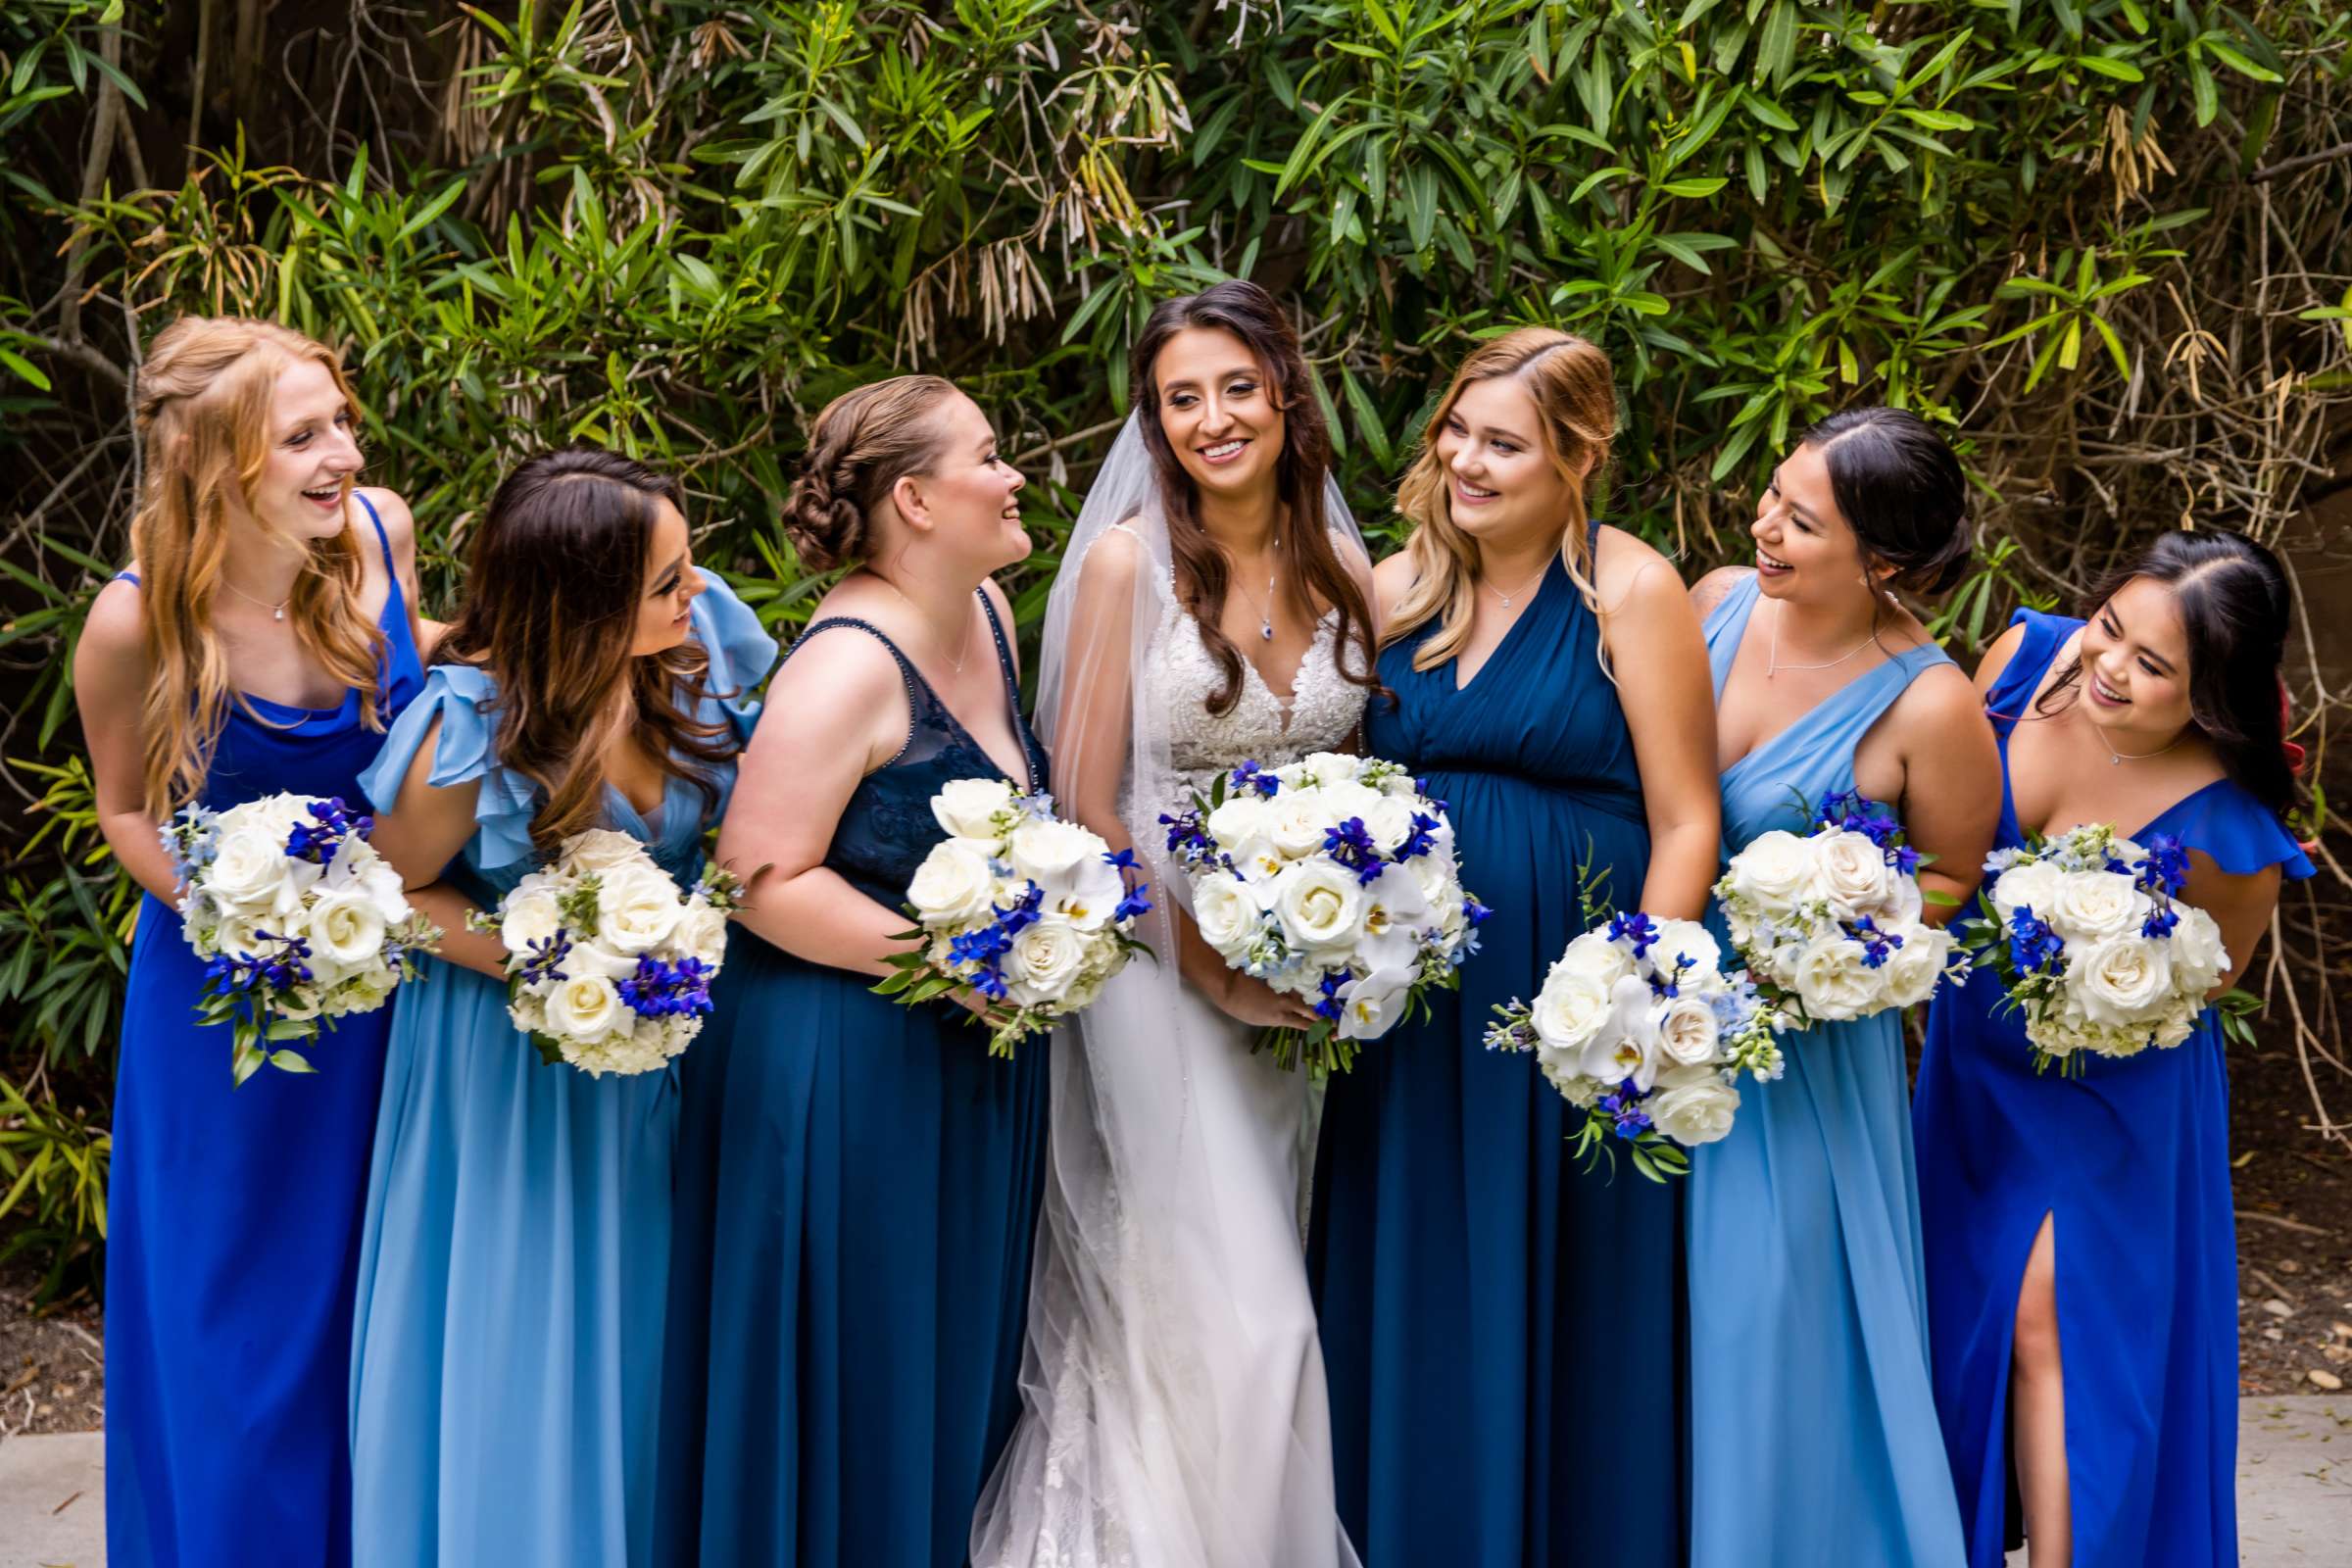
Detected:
left=971, top=416, right=1367, bottom=1568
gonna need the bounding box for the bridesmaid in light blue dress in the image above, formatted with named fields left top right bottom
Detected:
left=75, top=317, right=427, bottom=1568
left=347, top=450, right=774, bottom=1568
left=1916, top=531, right=2312, bottom=1568
left=1685, top=409, right=1999, bottom=1566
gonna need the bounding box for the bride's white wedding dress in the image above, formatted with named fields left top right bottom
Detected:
left=972, top=421, right=1365, bottom=1568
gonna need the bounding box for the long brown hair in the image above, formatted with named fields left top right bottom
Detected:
left=435, top=449, right=739, bottom=852
left=1387, top=328, right=1617, bottom=673
left=129, top=316, right=387, bottom=815
left=1129, top=281, right=1378, bottom=713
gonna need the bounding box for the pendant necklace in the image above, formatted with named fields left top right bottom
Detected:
left=1233, top=535, right=1283, bottom=641
left=221, top=576, right=291, bottom=622
left=1766, top=601, right=1876, bottom=680
left=1482, top=563, right=1546, bottom=612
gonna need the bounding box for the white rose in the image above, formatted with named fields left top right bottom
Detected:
left=1646, top=918, right=1723, bottom=979
left=1266, top=791, right=1333, bottom=859
left=1813, top=831, right=1896, bottom=920
left=308, top=887, right=388, bottom=969
left=1192, top=872, right=1260, bottom=956
left=1792, top=933, right=1885, bottom=1021
left=1358, top=795, right=1420, bottom=855
left=500, top=888, right=564, bottom=958
left=2169, top=906, right=2229, bottom=995
left=907, top=840, right=1000, bottom=927
left=1725, top=830, right=1817, bottom=909
left=1647, top=1064, right=1741, bottom=1147
left=1269, top=860, right=1369, bottom=954
left=1007, top=817, right=1100, bottom=889
left=1881, top=922, right=1954, bottom=1008
left=1555, top=930, right=1636, bottom=989
left=1336, top=964, right=1416, bottom=1041
left=593, top=860, right=685, bottom=956
left=1989, top=860, right=2064, bottom=920
left=932, top=777, right=1018, bottom=840
left=1581, top=973, right=1666, bottom=1092
left=545, top=973, right=623, bottom=1041
left=1319, top=779, right=1385, bottom=826
left=204, top=820, right=300, bottom=913
left=1205, top=795, right=1275, bottom=850
left=212, top=910, right=277, bottom=960
left=674, top=896, right=729, bottom=968
left=2067, top=935, right=2175, bottom=1026
left=1532, top=964, right=1615, bottom=1054
left=1298, top=752, right=1362, bottom=786
left=1655, top=994, right=1723, bottom=1067
left=2046, top=870, right=2151, bottom=943
left=1003, top=917, right=1088, bottom=1006
left=563, top=828, right=649, bottom=874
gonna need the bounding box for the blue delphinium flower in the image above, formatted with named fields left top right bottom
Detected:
left=1112, top=882, right=1154, bottom=924
left=1851, top=915, right=1905, bottom=970
left=1599, top=1079, right=1654, bottom=1141
left=1321, top=817, right=1386, bottom=884
left=1159, top=809, right=1219, bottom=866
left=2006, top=907, right=2066, bottom=975
left=1228, top=760, right=1281, bottom=799
left=1313, top=970, right=1347, bottom=1023
left=1395, top=812, right=1443, bottom=861
left=619, top=955, right=716, bottom=1019
left=1606, top=909, right=1659, bottom=958
left=517, top=932, right=573, bottom=988
left=284, top=796, right=374, bottom=863
left=2133, top=833, right=2189, bottom=899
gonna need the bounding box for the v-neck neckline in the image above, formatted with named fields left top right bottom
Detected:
left=1716, top=584, right=1912, bottom=775
left=912, top=595, right=1036, bottom=795
left=1450, top=553, right=1560, bottom=693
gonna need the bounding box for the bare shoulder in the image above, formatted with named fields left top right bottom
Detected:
left=1688, top=565, right=1753, bottom=619
left=1891, top=658, right=1985, bottom=733
left=79, top=574, right=148, bottom=662
left=1076, top=518, right=1147, bottom=596
left=1592, top=524, right=1688, bottom=612
left=354, top=485, right=415, bottom=539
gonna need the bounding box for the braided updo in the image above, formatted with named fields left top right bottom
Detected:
left=784, top=374, right=961, bottom=570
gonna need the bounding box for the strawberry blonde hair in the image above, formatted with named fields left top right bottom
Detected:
left=129, top=317, right=386, bottom=815
left=1386, top=328, right=1617, bottom=672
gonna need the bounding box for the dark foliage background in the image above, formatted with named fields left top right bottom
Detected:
left=2, top=0, right=2348, bottom=1299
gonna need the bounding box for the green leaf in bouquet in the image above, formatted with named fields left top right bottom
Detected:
left=871, top=962, right=924, bottom=996
left=269, top=1049, right=318, bottom=1074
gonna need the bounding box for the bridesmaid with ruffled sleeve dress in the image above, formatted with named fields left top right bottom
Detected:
left=345, top=449, right=774, bottom=1568
left=1915, top=530, right=2314, bottom=1568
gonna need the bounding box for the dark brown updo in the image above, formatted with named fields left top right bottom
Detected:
left=783, top=374, right=961, bottom=570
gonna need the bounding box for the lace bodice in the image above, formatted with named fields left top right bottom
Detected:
left=1146, top=599, right=1366, bottom=801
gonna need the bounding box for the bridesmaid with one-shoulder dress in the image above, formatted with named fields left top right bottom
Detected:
left=74, top=318, right=426, bottom=1567
left=346, top=451, right=774, bottom=1568
left=1310, top=330, right=1722, bottom=1567
left=1684, top=411, right=1999, bottom=1566
left=1916, top=531, right=2313, bottom=1568
left=658, top=376, right=1047, bottom=1568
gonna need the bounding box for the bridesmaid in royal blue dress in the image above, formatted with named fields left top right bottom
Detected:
left=1916, top=530, right=2313, bottom=1568
left=347, top=449, right=774, bottom=1568
left=1684, top=409, right=2000, bottom=1566
left=1309, top=329, right=1721, bottom=1567
left=74, top=318, right=427, bottom=1567
left=657, top=376, right=1047, bottom=1567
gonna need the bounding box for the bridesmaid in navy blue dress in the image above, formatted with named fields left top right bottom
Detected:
left=1309, top=329, right=1721, bottom=1566
left=74, top=318, right=427, bottom=1567
left=658, top=376, right=1048, bottom=1567
left=1915, top=531, right=2313, bottom=1568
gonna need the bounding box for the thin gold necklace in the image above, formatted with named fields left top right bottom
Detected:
left=878, top=575, right=974, bottom=675
left=220, top=574, right=291, bottom=622
left=1766, top=600, right=1877, bottom=679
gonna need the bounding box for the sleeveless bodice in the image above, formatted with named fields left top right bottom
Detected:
left=116, top=494, right=426, bottom=811
left=1148, top=599, right=1366, bottom=799
left=790, top=592, right=1048, bottom=910
left=1705, top=571, right=1955, bottom=851
left=1365, top=547, right=1642, bottom=819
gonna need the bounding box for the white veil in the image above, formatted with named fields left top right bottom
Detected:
left=973, top=415, right=1367, bottom=1568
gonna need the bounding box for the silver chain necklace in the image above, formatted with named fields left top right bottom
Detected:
left=1766, top=601, right=1876, bottom=680
left=220, top=574, right=291, bottom=622
left=1231, top=534, right=1282, bottom=642
left=1482, top=562, right=1546, bottom=611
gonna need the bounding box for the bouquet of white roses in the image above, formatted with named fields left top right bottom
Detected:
left=1486, top=908, right=1786, bottom=1181
left=166, top=793, right=440, bottom=1084
left=1962, top=824, right=2231, bottom=1071
left=1714, top=790, right=1965, bottom=1026
left=879, top=778, right=1153, bottom=1057
left=474, top=828, right=742, bottom=1077
left=1157, top=752, right=1490, bottom=1073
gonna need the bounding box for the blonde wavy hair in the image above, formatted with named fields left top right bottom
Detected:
left=1386, top=328, right=1617, bottom=673
left=129, top=317, right=386, bottom=816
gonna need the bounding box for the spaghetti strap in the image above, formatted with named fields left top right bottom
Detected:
left=354, top=492, right=397, bottom=578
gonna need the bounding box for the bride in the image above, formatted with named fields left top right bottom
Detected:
left=972, top=280, right=1379, bottom=1568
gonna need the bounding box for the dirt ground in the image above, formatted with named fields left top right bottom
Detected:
left=0, top=1265, right=103, bottom=1437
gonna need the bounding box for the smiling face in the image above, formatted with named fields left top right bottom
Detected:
left=629, top=499, right=706, bottom=657
left=1750, top=440, right=1884, bottom=605
left=900, top=391, right=1031, bottom=574
left=1433, top=373, right=1581, bottom=547
left=2077, top=575, right=2195, bottom=739
left=248, top=357, right=365, bottom=542
left=1152, top=326, right=1285, bottom=503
